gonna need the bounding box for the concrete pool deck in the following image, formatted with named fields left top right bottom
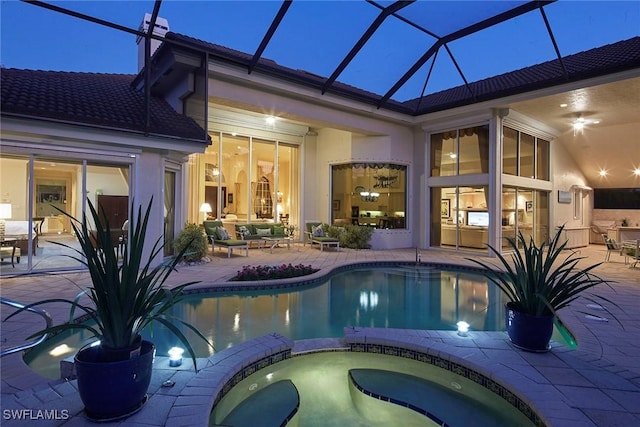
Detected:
left=1, top=243, right=639, bottom=426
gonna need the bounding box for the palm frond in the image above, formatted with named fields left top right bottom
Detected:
left=467, top=225, right=619, bottom=318
left=19, top=198, right=211, bottom=371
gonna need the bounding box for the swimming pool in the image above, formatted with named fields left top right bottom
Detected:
left=210, top=351, right=535, bottom=426
left=25, top=264, right=570, bottom=378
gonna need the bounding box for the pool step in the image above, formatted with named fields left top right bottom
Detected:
left=216, top=379, right=299, bottom=427
left=348, top=369, right=519, bottom=427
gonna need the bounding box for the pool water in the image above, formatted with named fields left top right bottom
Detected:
left=210, top=351, right=535, bottom=427
left=25, top=265, right=571, bottom=378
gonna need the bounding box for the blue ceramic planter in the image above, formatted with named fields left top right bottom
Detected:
left=74, top=340, right=155, bottom=421
left=505, top=302, right=554, bottom=352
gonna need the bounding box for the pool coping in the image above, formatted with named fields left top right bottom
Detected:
left=5, top=256, right=638, bottom=426
left=165, top=329, right=597, bottom=427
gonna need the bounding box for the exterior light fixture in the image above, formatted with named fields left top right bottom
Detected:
left=573, top=115, right=600, bottom=135
left=573, top=117, right=585, bottom=135
left=456, top=321, right=470, bottom=337
left=168, top=347, right=184, bottom=367
left=265, top=116, right=276, bottom=126
left=559, top=103, right=568, bottom=108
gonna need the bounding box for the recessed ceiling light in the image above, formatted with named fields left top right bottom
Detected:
left=599, top=170, right=608, bottom=177
left=559, top=103, right=568, bottom=108
left=634, top=168, right=640, bottom=176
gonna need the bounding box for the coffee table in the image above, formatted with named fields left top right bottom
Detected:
left=261, top=236, right=292, bottom=253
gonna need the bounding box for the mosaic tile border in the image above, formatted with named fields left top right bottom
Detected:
left=212, top=349, right=292, bottom=408
left=348, top=369, right=448, bottom=426
left=349, top=343, right=546, bottom=427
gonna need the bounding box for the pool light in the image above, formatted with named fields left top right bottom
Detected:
left=49, top=344, right=73, bottom=357
left=168, top=347, right=184, bottom=367
left=456, top=321, right=470, bottom=337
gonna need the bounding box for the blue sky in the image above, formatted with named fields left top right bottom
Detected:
left=1, top=1, right=639, bottom=102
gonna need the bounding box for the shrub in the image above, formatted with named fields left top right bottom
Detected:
left=174, top=223, right=207, bottom=262
left=340, top=224, right=373, bottom=249
left=232, top=263, right=318, bottom=281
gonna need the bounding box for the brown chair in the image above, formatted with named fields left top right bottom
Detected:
left=90, top=230, right=126, bottom=257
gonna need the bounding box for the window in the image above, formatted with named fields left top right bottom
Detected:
left=574, top=189, right=583, bottom=221
left=194, top=133, right=299, bottom=225
left=502, top=186, right=549, bottom=249
left=331, top=163, right=406, bottom=229
left=431, top=125, right=489, bottom=176
left=502, top=126, right=550, bottom=181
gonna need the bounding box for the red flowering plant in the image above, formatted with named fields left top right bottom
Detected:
left=232, top=263, right=318, bottom=281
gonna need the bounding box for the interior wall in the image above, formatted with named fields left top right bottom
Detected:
left=0, top=157, right=28, bottom=219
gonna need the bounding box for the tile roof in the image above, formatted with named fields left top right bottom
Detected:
left=167, top=34, right=640, bottom=116
left=0, top=68, right=208, bottom=142
left=404, top=36, right=640, bottom=114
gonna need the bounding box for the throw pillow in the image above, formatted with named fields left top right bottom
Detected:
left=238, top=225, right=250, bottom=238
left=312, top=225, right=324, bottom=237
left=256, top=228, right=272, bottom=237
left=216, top=227, right=230, bottom=240
left=273, top=225, right=284, bottom=236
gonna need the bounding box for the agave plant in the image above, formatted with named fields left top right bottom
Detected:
left=467, top=225, right=616, bottom=317
left=9, top=198, right=212, bottom=368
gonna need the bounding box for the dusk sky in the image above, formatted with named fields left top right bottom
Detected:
left=1, top=1, right=639, bottom=102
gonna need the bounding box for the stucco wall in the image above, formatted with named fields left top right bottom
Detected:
left=552, top=136, right=591, bottom=229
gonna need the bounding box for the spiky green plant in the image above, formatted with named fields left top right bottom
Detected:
left=8, top=198, right=212, bottom=369
left=467, top=225, right=616, bottom=317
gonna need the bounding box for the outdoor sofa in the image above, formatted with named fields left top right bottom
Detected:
left=234, top=223, right=287, bottom=247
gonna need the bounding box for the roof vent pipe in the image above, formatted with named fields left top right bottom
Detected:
left=136, top=13, right=170, bottom=72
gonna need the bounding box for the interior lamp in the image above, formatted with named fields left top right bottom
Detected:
left=0, top=203, right=12, bottom=233
left=199, top=203, right=212, bottom=221
left=0, top=203, right=12, bottom=220
left=456, top=321, right=470, bottom=337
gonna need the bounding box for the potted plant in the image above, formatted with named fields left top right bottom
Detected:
left=9, top=199, right=212, bottom=420
left=467, top=226, right=616, bottom=352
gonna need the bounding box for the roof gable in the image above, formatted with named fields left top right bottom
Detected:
left=0, top=68, right=208, bottom=142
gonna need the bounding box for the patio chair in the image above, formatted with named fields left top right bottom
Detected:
left=203, top=220, right=248, bottom=258
left=304, top=222, right=339, bottom=252
left=621, top=239, right=640, bottom=268
left=604, top=237, right=622, bottom=262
